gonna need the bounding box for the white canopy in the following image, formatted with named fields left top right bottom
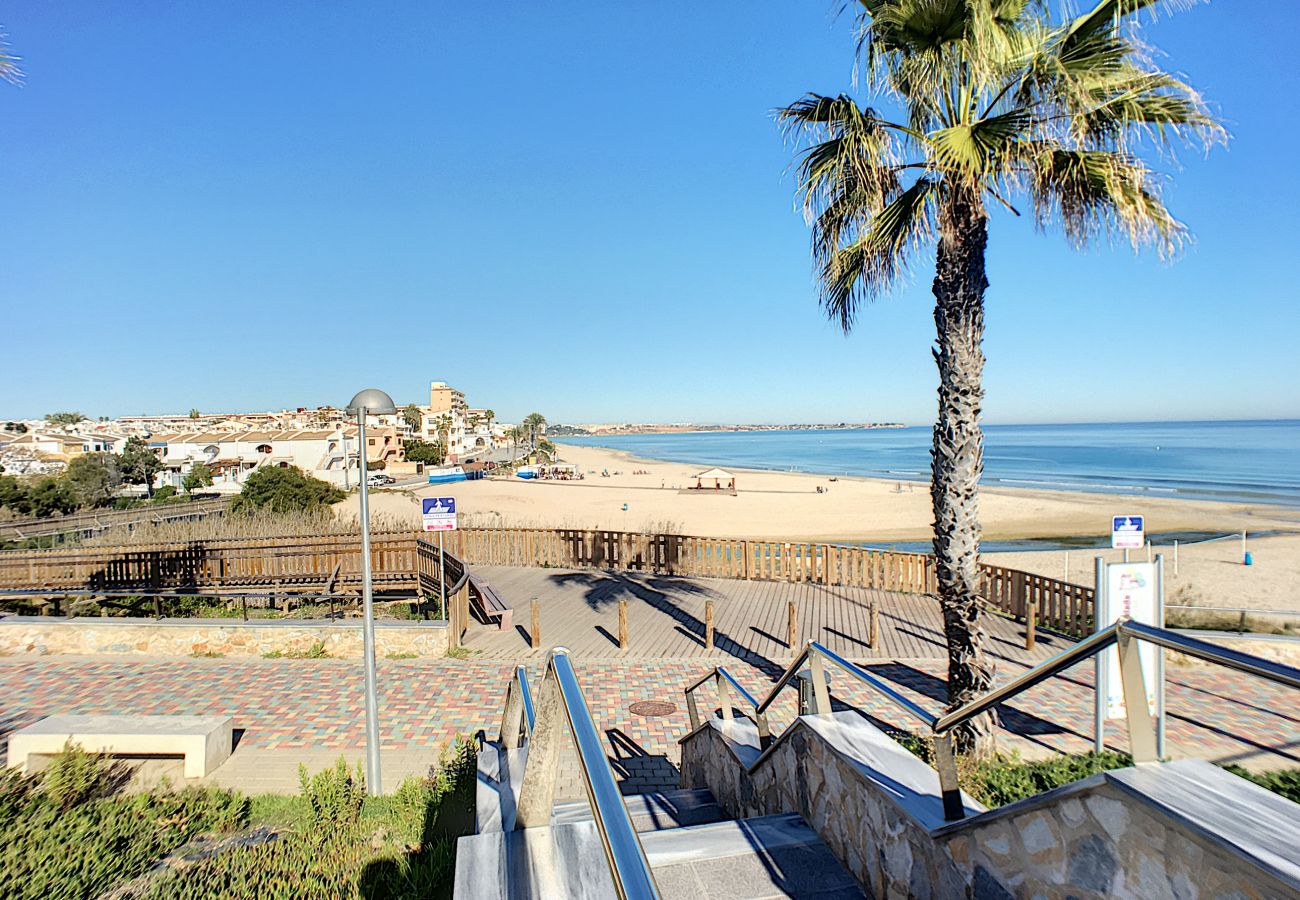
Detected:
left=695, top=467, right=734, bottom=480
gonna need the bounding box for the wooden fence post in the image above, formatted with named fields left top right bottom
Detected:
left=869, top=604, right=880, bottom=649
left=530, top=598, right=541, bottom=650
left=1025, top=599, right=1037, bottom=651
left=618, top=599, right=628, bottom=650
left=787, top=601, right=798, bottom=649
left=705, top=600, right=715, bottom=650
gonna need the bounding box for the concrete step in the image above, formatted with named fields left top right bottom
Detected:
left=550, top=787, right=727, bottom=833
left=642, top=812, right=864, bottom=899
left=453, top=812, right=864, bottom=899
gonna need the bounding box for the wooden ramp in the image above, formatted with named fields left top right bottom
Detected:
left=461, top=566, right=1061, bottom=666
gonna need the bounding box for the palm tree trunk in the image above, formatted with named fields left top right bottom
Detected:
left=930, top=188, right=995, bottom=755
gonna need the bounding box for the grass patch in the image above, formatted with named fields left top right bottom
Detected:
left=445, top=646, right=472, bottom=660
left=386, top=651, right=419, bottom=660
left=263, top=641, right=331, bottom=659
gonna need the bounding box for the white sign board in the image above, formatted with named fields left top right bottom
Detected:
left=1100, top=562, right=1158, bottom=719
left=422, top=497, right=457, bottom=532
left=1111, top=515, right=1144, bottom=550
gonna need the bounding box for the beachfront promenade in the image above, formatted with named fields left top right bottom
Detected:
left=1, top=558, right=1294, bottom=795
left=0, top=527, right=1294, bottom=794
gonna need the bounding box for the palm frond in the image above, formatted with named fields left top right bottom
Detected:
left=0, top=30, right=23, bottom=86
left=1023, top=144, right=1182, bottom=254
left=927, top=107, right=1033, bottom=179
left=777, top=93, right=910, bottom=217
left=819, top=177, right=939, bottom=330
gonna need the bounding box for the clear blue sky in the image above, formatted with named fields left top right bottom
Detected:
left=3, top=2, right=1297, bottom=426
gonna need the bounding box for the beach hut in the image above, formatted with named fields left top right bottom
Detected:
left=693, top=467, right=736, bottom=492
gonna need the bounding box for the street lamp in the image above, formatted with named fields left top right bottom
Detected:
left=346, top=387, right=396, bottom=796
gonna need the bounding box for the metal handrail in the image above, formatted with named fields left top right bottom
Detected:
left=933, top=623, right=1123, bottom=735
left=684, top=665, right=771, bottom=745
left=1120, top=620, right=1300, bottom=688
left=512, top=649, right=660, bottom=900
left=684, top=621, right=1300, bottom=823
left=516, top=665, right=536, bottom=733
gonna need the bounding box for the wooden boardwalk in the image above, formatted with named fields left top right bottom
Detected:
left=463, top=566, right=1063, bottom=668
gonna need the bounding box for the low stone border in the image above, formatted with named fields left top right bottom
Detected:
left=0, top=615, right=450, bottom=659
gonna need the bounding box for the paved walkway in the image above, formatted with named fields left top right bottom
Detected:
left=1, top=651, right=1294, bottom=794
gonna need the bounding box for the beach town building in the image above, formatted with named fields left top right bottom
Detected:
left=148, top=426, right=403, bottom=491
left=0, top=429, right=130, bottom=474
left=429, top=381, right=466, bottom=415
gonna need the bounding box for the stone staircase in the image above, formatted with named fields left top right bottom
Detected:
left=454, top=739, right=863, bottom=899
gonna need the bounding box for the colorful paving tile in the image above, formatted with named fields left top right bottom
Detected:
left=1, top=652, right=1294, bottom=788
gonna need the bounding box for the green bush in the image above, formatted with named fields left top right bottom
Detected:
left=41, top=740, right=130, bottom=809
left=0, top=749, right=246, bottom=900
left=965, top=751, right=1133, bottom=808
left=148, top=740, right=477, bottom=900
left=1222, top=765, right=1300, bottom=803
left=231, top=466, right=346, bottom=514
left=299, top=757, right=366, bottom=831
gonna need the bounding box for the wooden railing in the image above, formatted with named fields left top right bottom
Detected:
left=979, top=563, right=1094, bottom=636
left=0, top=531, right=419, bottom=593
left=416, top=536, right=472, bottom=643
left=445, top=527, right=1094, bottom=636
left=0, top=524, right=1095, bottom=636
left=444, top=528, right=937, bottom=594
left=0, top=498, right=231, bottom=543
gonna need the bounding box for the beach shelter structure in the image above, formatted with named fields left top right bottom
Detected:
left=693, top=467, right=736, bottom=491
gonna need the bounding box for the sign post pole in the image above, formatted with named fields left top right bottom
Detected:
left=439, top=529, right=446, bottom=622
left=421, top=497, right=459, bottom=623
left=1155, top=552, right=1166, bottom=759
left=1094, top=555, right=1105, bottom=754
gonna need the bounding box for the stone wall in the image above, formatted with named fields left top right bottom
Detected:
left=680, top=713, right=1300, bottom=899
left=0, top=616, right=450, bottom=658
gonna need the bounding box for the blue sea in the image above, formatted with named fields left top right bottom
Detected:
left=558, top=420, right=1300, bottom=510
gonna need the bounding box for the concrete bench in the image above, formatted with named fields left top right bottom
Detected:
left=7, top=714, right=234, bottom=778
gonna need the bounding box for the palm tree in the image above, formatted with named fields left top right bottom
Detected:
left=522, top=413, right=547, bottom=451
left=435, top=414, right=452, bottom=459
left=506, top=425, right=525, bottom=461
left=779, top=0, right=1219, bottom=753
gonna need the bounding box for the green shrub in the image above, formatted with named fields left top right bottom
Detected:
left=152, top=484, right=178, bottom=502
left=0, top=749, right=246, bottom=900
left=298, top=758, right=366, bottom=831
left=41, top=740, right=129, bottom=809
left=231, top=466, right=346, bottom=514
left=148, top=741, right=477, bottom=899
left=965, top=751, right=1133, bottom=808
left=1222, top=765, right=1300, bottom=803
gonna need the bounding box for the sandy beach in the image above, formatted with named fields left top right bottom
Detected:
left=343, top=442, right=1300, bottom=613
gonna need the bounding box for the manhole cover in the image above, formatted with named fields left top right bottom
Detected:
left=628, top=700, right=677, bottom=718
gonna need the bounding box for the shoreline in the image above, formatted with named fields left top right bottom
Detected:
left=554, top=439, right=1300, bottom=512
left=341, top=442, right=1300, bottom=613
left=550, top=441, right=1300, bottom=542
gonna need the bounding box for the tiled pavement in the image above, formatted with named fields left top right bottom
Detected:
left=1, top=650, right=1295, bottom=794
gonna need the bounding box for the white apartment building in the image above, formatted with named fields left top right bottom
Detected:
left=149, top=426, right=403, bottom=490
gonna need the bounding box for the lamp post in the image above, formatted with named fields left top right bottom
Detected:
left=346, top=388, right=396, bottom=796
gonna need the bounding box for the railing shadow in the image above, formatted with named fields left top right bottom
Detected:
left=546, top=571, right=785, bottom=678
